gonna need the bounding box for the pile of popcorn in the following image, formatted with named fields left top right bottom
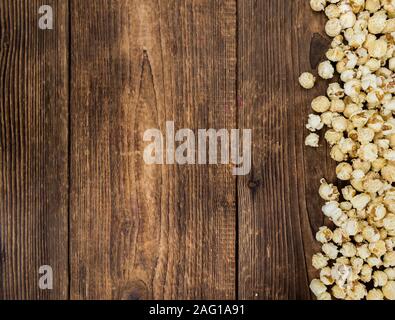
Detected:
left=300, top=0, right=395, bottom=300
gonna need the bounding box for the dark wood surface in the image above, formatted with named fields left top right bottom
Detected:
left=0, top=0, right=69, bottom=299
left=70, top=0, right=236, bottom=300
left=238, top=0, right=335, bottom=300
left=0, top=0, right=334, bottom=300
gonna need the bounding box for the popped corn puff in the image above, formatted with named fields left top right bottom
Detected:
left=304, top=0, right=395, bottom=300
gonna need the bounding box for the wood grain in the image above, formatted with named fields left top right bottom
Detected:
left=0, top=0, right=69, bottom=299
left=70, top=0, right=237, bottom=300
left=237, top=0, right=335, bottom=300
left=0, top=0, right=337, bottom=300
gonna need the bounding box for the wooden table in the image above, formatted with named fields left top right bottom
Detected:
left=0, top=0, right=336, bottom=300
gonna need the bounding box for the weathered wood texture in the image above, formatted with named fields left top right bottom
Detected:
left=70, top=0, right=237, bottom=300
left=0, top=0, right=69, bottom=299
left=237, top=0, right=335, bottom=300
left=0, top=0, right=335, bottom=300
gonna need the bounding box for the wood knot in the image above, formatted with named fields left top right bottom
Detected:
left=309, top=33, right=330, bottom=69
left=120, top=280, right=148, bottom=300
left=248, top=179, right=260, bottom=190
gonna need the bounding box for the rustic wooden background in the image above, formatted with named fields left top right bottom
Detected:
left=0, top=0, right=336, bottom=300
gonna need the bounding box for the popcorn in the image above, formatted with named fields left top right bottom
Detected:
left=310, top=0, right=327, bottom=12
left=367, top=289, right=384, bottom=300
left=313, top=253, right=330, bottom=270
left=305, top=133, right=320, bottom=148
left=319, top=180, right=340, bottom=201
left=318, top=61, right=336, bottom=79
left=383, top=18, right=395, bottom=32
left=351, top=193, right=371, bottom=211
left=368, top=203, right=387, bottom=221
left=340, top=11, right=357, bottom=29
left=332, top=285, right=347, bottom=299
left=318, top=292, right=332, bottom=300
left=312, top=96, right=331, bottom=113
left=357, top=127, right=375, bottom=144
left=322, top=201, right=343, bottom=220
left=330, top=145, right=347, bottom=161
left=368, top=11, right=388, bottom=34
left=346, top=281, right=367, bottom=300
left=323, top=242, right=340, bottom=259
left=299, top=72, right=316, bottom=89
left=316, top=226, right=334, bottom=243
left=332, top=263, right=353, bottom=287
left=358, top=143, right=378, bottom=162
left=367, top=256, right=383, bottom=268
left=326, top=19, right=343, bottom=37
left=320, top=267, right=335, bottom=285
left=343, top=218, right=359, bottom=236
left=307, top=114, right=324, bottom=132
left=386, top=239, right=395, bottom=252
left=368, top=39, right=388, bottom=58
left=373, top=270, right=389, bottom=287
left=330, top=99, right=345, bottom=112
left=362, top=225, right=380, bottom=242
left=369, top=240, right=387, bottom=257
left=332, top=115, right=349, bottom=132
left=385, top=268, right=395, bottom=280
left=326, top=4, right=342, bottom=19
left=327, top=82, right=345, bottom=99
left=383, top=281, right=395, bottom=300
left=310, top=279, right=328, bottom=297
left=349, top=0, right=365, bottom=14
left=304, top=1, right=395, bottom=300
left=327, top=47, right=346, bottom=61
left=384, top=214, right=395, bottom=231
left=340, top=69, right=356, bottom=82
left=336, top=162, right=353, bottom=180
left=360, top=264, right=373, bottom=282
left=366, top=0, right=381, bottom=13
left=342, top=185, right=357, bottom=201
left=382, top=165, right=395, bottom=182
left=340, top=242, right=357, bottom=257
left=351, top=256, right=364, bottom=272
left=325, top=129, right=343, bottom=145
left=333, top=227, right=350, bottom=245
left=384, top=251, right=395, bottom=267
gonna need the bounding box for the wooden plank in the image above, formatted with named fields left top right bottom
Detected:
left=70, top=0, right=237, bottom=300
left=0, top=0, right=69, bottom=299
left=237, top=0, right=336, bottom=299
